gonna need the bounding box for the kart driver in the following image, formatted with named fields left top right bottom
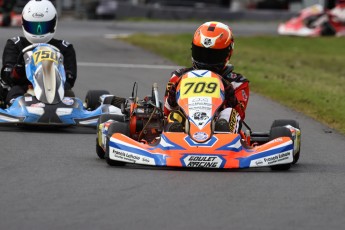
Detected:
left=164, top=21, right=250, bottom=133
left=308, top=0, right=345, bottom=35
left=0, top=0, right=77, bottom=107
left=327, top=0, right=345, bottom=32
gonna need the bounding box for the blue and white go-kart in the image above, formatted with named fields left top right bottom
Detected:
left=0, top=43, right=121, bottom=127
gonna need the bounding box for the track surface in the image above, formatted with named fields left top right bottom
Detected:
left=1, top=21, right=345, bottom=230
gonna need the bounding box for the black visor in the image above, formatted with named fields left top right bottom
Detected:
left=22, top=15, right=56, bottom=35
left=192, top=43, right=231, bottom=65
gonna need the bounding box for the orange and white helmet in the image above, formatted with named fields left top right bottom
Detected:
left=192, top=21, right=234, bottom=72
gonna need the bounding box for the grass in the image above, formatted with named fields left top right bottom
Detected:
left=120, top=34, right=345, bottom=134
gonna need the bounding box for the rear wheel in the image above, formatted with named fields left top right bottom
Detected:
left=269, top=127, right=292, bottom=171
left=84, top=90, right=110, bottom=110
left=271, top=119, right=300, bottom=164
left=105, top=122, right=130, bottom=166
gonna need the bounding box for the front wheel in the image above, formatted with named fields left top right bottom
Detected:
left=96, top=137, right=105, bottom=159
left=105, top=122, right=130, bottom=166
left=271, top=119, right=301, bottom=164
left=96, top=114, right=125, bottom=159
left=269, top=126, right=292, bottom=171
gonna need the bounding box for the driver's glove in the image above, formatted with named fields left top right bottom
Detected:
left=224, top=83, right=238, bottom=108
left=0, top=64, right=14, bottom=86
left=64, top=82, right=72, bottom=90
left=65, top=71, right=75, bottom=88
left=11, top=64, right=27, bottom=85
left=166, top=82, right=178, bottom=108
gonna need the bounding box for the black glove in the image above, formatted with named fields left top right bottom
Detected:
left=224, top=83, right=238, bottom=108
left=166, top=82, right=178, bottom=108
left=65, top=71, right=75, bottom=88
left=1, top=64, right=13, bottom=86
left=64, top=82, right=72, bottom=90
left=1, top=64, right=27, bottom=86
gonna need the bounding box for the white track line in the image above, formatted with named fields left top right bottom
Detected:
left=78, top=62, right=180, bottom=69
left=0, top=60, right=180, bottom=70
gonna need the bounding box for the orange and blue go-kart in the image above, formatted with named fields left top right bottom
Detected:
left=96, top=70, right=301, bottom=171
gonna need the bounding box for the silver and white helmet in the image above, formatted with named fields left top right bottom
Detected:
left=22, top=0, right=57, bottom=44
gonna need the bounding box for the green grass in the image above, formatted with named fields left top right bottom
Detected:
left=120, top=34, right=345, bottom=134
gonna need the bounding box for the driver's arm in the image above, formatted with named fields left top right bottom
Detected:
left=60, top=41, right=77, bottom=89
left=222, top=72, right=250, bottom=120
left=1, top=38, right=26, bottom=86
left=164, top=67, right=193, bottom=116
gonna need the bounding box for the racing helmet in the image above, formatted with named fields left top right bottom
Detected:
left=192, top=21, right=234, bottom=72
left=22, top=0, right=57, bottom=44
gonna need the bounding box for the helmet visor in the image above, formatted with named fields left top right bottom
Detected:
left=22, top=16, right=56, bottom=35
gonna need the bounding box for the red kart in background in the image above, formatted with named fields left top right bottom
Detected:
left=278, top=4, right=345, bottom=36
left=0, top=0, right=21, bottom=27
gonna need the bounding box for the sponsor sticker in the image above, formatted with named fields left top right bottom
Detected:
left=30, top=102, right=45, bottom=108
left=109, top=147, right=155, bottom=165
left=229, top=109, right=239, bottom=133
left=203, top=38, right=212, bottom=46
left=192, top=112, right=209, bottom=121
left=32, top=13, right=44, bottom=18
left=193, top=132, right=208, bottom=141
left=255, top=160, right=263, bottom=166
left=251, top=151, right=293, bottom=167
left=24, top=97, right=33, bottom=102
left=182, top=155, right=224, bottom=168
left=242, top=89, right=248, bottom=101
left=62, top=97, right=74, bottom=106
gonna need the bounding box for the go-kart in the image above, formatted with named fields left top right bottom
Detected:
left=0, top=43, right=121, bottom=126
left=278, top=4, right=345, bottom=37
left=96, top=70, right=301, bottom=171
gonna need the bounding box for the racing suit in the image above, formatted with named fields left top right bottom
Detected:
left=328, top=4, right=345, bottom=25
left=0, top=36, right=77, bottom=106
left=310, top=4, right=345, bottom=35
left=164, top=65, right=250, bottom=132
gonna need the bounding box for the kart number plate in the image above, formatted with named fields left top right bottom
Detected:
left=180, top=77, right=220, bottom=99
left=33, top=50, right=58, bottom=65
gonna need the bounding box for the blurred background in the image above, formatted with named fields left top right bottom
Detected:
left=0, top=0, right=338, bottom=23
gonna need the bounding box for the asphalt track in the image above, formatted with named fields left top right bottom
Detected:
left=1, top=20, right=345, bottom=230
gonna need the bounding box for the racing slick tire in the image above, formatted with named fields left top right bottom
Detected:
left=105, top=121, right=130, bottom=166
left=96, top=114, right=126, bottom=159
left=84, top=90, right=110, bottom=111
left=96, top=138, right=105, bottom=159
left=271, top=119, right=300, bottom=164
left=269, top=126, right=293, bottom=171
